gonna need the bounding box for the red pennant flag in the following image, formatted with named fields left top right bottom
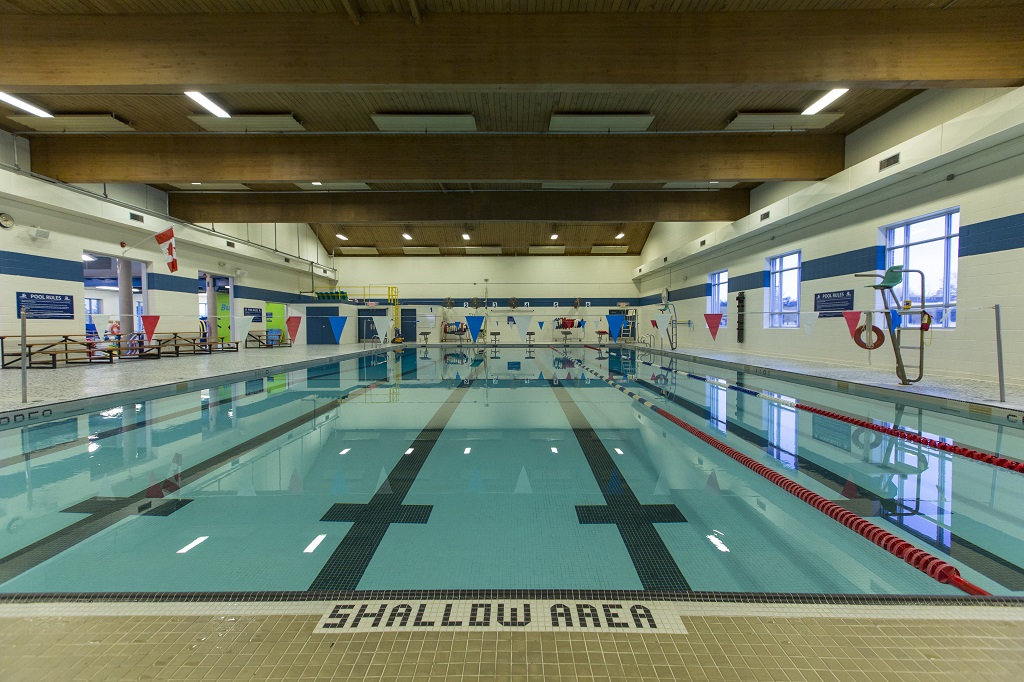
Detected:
left=704, top=313, right=724, bottom=340
left=154, top=228, right=178, bottom=273
left=842, top=311, right=863, bottom=339
left=141, top=315, right=160, bottom=341
left=285, top=315, right=302, bottom=343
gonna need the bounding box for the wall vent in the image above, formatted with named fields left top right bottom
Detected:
left=879, top=153, right=901, bottom=171
left=760, top=211, right=771, bottom=221
left=699, top=239, right=706, bottom=247
left=663, top=257, right=668, bottom=263
left=129, top=212, right=144, bottom=222
left=284, top=257, right=291, bottom=263
left=225, top=240, right=235, bottom=248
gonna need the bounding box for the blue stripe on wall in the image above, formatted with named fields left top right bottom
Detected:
left=234, top=284, right=316, bottom=305
left=670, top=283, right=710, bottom=302
left=730, top=271, right=769, bottom=291
left=802, top=246, right=885, bottom=281
left=960, top=213, right=1024, bottom=257
left=0, top=250, right=83, bottom=282
left=147, top=273, right=196, bottom=294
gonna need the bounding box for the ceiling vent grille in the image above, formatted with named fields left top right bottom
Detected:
left=128, top=212, right=144, bottom=222
left=879, top=153, right=901, bottom=171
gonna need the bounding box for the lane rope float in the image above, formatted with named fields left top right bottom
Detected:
left=594, top=349, right=1024, bottom=477
left=559, top=347, right=990, bottom=596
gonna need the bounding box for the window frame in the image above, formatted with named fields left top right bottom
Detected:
left=883, top=208, right=959, bottom=329
left=707, top=269, right=728, bottom=328
left=767, top=250, right=801, bottom=328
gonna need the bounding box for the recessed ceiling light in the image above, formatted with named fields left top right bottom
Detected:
left=81, top=254, right=97, bottom=262
left=184, top=91, right=230, bottom=118
left=550, top=227, right=559, bottom=240
left=802, top=88, right=849, bottom=116
left=0, top=92, right=53, bottom=118
left=615, top=231, right=625, bottom=240
left=402, top=231, right=413, bottom=241
left=336, top=233, right=348, bottom=241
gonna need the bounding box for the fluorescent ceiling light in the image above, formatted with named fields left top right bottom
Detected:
left=550, top=228, right=559, bottom=240
left=184, top=91, right=230, bottom=118
left=0, top=92, right=52, bottom=118
left=81, top=254, right=97, bottom=262
left=405, top=448, right=414, bottom=455
left=551, top=447, right=558, bottom=454
left=176, top=536, right=209, bottom=554
left=303, top=534, right=327, bottom=553
left=706, top=534, right=730, bottom=552
left=339, top=448, right=351, bottom=455
left=93, top=285, right=119, bottom=291
left=191, top=182, right=202, bottom=185
left=615, top=231, right=625, bottom=240
left=312, top=181, right=322, bottom=186
left=614, top=448, right=624, bottom=455
left=464, top=447, right=471, bottom=455
left=802, top=89, right=849, bottom=116
left=402, top=231, right=413, bottom=241
left=462, top=231, right=471, bottom=240
left=336, top=233, right=348, bottom=241
left=8, top=114, right=133, bottom=131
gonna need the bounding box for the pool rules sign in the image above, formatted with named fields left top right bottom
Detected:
left=315, top=600, right=688, bottom=634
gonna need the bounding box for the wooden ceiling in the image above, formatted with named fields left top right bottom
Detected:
left=2, top=3, right=1020, bottom=256
left=310, top=222, right=654, bottom=256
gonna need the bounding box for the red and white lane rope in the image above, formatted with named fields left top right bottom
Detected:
left=561, top=347, right=990, bottom=596
left=604, top=350, right=1024, bottom=477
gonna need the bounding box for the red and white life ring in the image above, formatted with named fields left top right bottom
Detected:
left=853, top=324, right=885, bottom=350
left=109, top=321, right=122, bottom=336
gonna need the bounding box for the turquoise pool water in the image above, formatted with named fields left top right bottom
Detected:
left=1, top=346, right=1022, bottom=596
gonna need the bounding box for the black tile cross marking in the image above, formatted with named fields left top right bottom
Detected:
left=546, top=381, right=691, bottom=591
left=309, top=377, right=477, bottom=591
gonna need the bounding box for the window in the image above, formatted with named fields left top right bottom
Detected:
left=885, top=209, right=959, bottom=328
left=707, top=270, right=728, bottom=327
left=84, top=298, right=102, bottom=326
left=768, top=251, right=801, bottom=328
left=706, top=382, right=727, bottom=434
left=762, top=392, right=798, bottom=470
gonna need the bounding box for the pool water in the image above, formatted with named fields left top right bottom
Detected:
left=1, top=346, right=1022, bottom=597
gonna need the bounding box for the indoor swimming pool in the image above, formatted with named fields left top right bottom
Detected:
left=1, top=346, right=1022, bottom=598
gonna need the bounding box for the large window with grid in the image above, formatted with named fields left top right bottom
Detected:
left=768, top=251, right=801, bottom=328
left=885, top=209, right=959, bottom=329
left=707, top=270, right=728, bottom=327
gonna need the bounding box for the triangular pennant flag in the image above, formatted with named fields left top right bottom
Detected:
left=141, top=315, right=160, bottom=341
left=468, top=469, right=485, bottom=493
left=327, top=316, right=347, bottom=344
left=512, top=315, right=533, bottom=342
left=376, top=467, right=393, bottom=495
left=842, top=479, right=859, bottom=499
left=454, top=372, right=461, bottom=383
left=704, top=313, right=724, bottom=340
left=154, top=227, right=178, bottom=273
left=233, top=315, right=254, bottom=343
left=605, top=315, right=626, bottom=342
left=888, top=308, right=902, bottom=333
left=537, top=321, right=544, bottom=330
left=285, top=315, right=302, bottom=343
left=606, top=468, right=624, bottom=495
left=514, top=466, right=532, bottom=494
left=465, top=315, right=485, bottom=342
left=652, top=314, right=672, bottom=341
left=565, top=371, right=572, bottom=381
left=842, top=311, right=862, bottom=339
left=706, top=470, right=721, bottom=492
left=332, top=469, right=348, bottom=494
left=579, top=319, right=586, bottom=328
left=384, top=314, right=394, bottom=339
left=289, top=468, right=303, bottom=495
left=538, top=372, right=545, bottom=380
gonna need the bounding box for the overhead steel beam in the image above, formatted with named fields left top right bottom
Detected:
left=168, top=190, right=750, bottom=224
left=1, top=9, right=1021, bottom=93
left=29, top=134, right=844, bottom=184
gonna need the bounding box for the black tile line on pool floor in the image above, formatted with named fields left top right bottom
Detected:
left=309, top=367, right=485, bottom=591
left=627, top=372, right=1024, bottom=592
left=535, top=358, right=692, bottom=592
left=0, top=373, right=416, bottom=587
left=1, top=588, right=1022, bottom=606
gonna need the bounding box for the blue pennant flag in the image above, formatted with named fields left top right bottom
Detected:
left=538, top=321, right=545, bottom=330
left=579, top=319, right=586, bottom=328
left=327, top=316, right=347, bottom=344
left=606, top=315, right=626, bottom=342
left=538, top=372, right=545, bottom=380
left=454, top=372, right=461, bottom=383
left=465, top=315, right=485, bottom=342
left=888, top=308, right=902, bottom=333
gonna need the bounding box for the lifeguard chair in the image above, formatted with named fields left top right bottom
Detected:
left=856, top=265, right=930, bottom=385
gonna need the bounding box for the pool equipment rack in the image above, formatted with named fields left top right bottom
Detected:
left=856, top=266, right=928, bottom=385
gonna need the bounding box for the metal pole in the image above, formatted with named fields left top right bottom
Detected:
left=994, top=304, right=1006, bottom=402
left=20, top=306, right=28, bottom=403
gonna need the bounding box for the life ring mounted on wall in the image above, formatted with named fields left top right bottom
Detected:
left=109, top=321, right=122, bottom=336
left=853, top=324, right=885, bottom=350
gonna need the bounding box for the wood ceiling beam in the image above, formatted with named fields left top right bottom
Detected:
left=2, top=9, right=1021, bottom=93
left=168, top=190, right=750, bottom=224
left=407, top=0, right=422, bottom=26
left=29, top=134, right=844, bottom=183
left=339, top=0, right=361, bottom=26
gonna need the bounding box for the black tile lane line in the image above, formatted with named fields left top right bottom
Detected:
left=626, top=374, right=1024, bottom=592
left=540, top=375, right=691, bottom=592
left=309, top=373, right=481, bottom=591
left=0, top=379, right=392, bottom=587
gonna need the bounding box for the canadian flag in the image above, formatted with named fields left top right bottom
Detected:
left=155, top=228, right=178, bottom=273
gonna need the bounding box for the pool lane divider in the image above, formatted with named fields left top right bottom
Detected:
left=561, top=347, right=991, bottom=597
left=601, top=349, right=1024, bottom=477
